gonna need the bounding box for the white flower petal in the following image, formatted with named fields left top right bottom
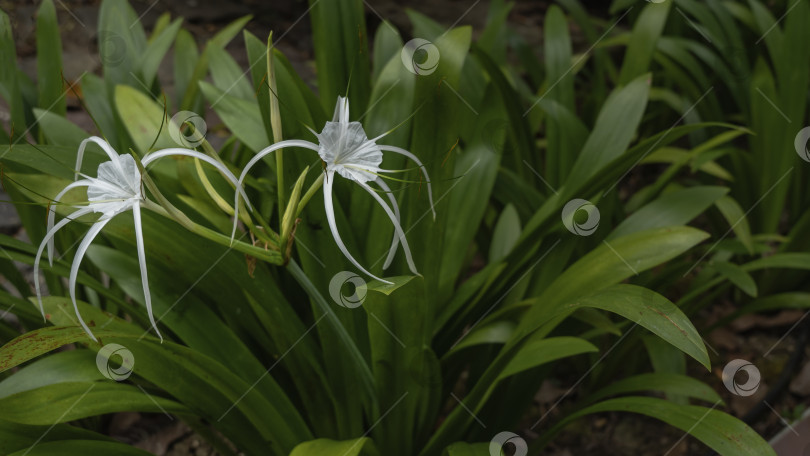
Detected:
left=86, top=154, right=142, bottom=218
left=317, top=123, right=382, bottom=183
left=332, top=96, right=349, bottom=124
left=75, top=137, right=125, bottom=181
left=375, top=178, right=401, bottom=270
left=230, top=140, right=320, bottom=242
left=378, top=144, right=436, bottom=220
left=69, top=217, right=113, bottom=342
left=94, top=154, right=140, bottom=195
left=323, top=171, right=392, bottom=284
left=47, top=179, right=93, bottom=266
left=35, top=207, right=95, bottom=319
left=355, top=179, right=419, bottom=276
left=133, top=202, right=162, bottom=342
left=142, top=148, right=251, bottom=210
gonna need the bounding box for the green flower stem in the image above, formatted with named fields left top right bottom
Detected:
left=175, top=130, right=275, bottom=245
left=296, top=172, right=324, bottom=218
left=135, top=157, right=283, bottom=264
left=141, top=198, right=283, bottom=264
left=268, top=32, right=286, bottom=228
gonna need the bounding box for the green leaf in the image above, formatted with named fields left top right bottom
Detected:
left=743, top=253, right=810, bottom=272
left=0, top=382, right=189, bottom=424
left=136, top=17, right=182, bottom=87
left=609, top=186, right=729, bottom=240
left=0, top=419, right=113, bottom=455
left=583, top=373, right=723, bottom=406
left=517, top=226, right=710, bottom=341
left=618, top=1, right=671, bottom=84
left=498, top=336, right=598, bottom=381
left=97, top=0, right=147, bottom=87
left=173, top=29, right=199, bottom=109
left=198, top=81, right=266, bottom=151
left=372, top=22, right=402, bottom=80
left=113, top=84, right=175, bottom=154
left=559, top=285, right=710, bottom=370
left=449, top=321, right=515, bottom=353
left=714, top=195, right=754, bottom=254
left=39, top=296, right=312, bottom=455
left=0, top=350, right=100, bottom=398
left=366, top=276, right=416, bottom=296
left=33, top=108, right=88, bottom=148
left=559, top=73, right=651, bottom=200
left=540, top=397, right=775, bottom=456
left=489, top=204, right=521, bottom=263
left=0, top=9, right=26, bottom=133
left=179, top=15, right=252, bottom=111
left=208, top=45, right=253, bottom=100
left=443, top=442, right=489, bottom=455
left=0, top=326, right=125, bottom=373
left=290, top=438, right=380, bottom=456
left=711, top=261, right=758, bottom=297
left=79, top=73, right=119, bottom=147
left=308, top=0, right=370, bottom=112
left=543, top=5, right=576, bottom=184
left=35, top=0, right=65, bottom=116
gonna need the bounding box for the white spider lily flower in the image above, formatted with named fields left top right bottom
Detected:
left=35, top=136, right=250, bottom=342
left=232, top=97, right=435, bottom=284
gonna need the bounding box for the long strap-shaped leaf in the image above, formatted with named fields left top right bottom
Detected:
left=288, top=260, right=379, bottom=418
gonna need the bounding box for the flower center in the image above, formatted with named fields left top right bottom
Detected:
left=317, top=121, right=383, bottom=183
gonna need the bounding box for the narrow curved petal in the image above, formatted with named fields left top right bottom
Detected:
left=76, top=137, right=123, bottom=181
left=323, top=171, right=392, bottom=284
left=34, top=207, right=95, bottom=319
left=133, top=202, right=162, bottom=342
left=378, top=145, right=436, bottom=220
left=142, top=148, right=253, bottom=211
left=332, top=96, right=349, bottom=124
left=69, top=217, right=113, bottom=342
left=355, top=179, right=419, bottom=276
left=230, top=139, right=320, bottom=242
left=374, top=178, right=401, bottom=270
left=47, top=179, right=93, bottom=265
